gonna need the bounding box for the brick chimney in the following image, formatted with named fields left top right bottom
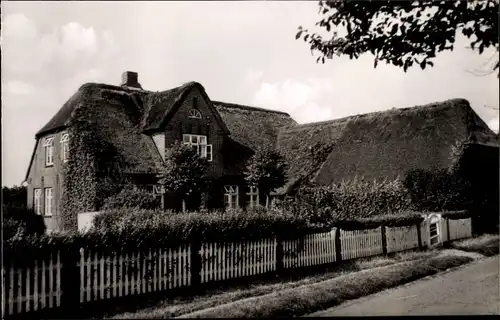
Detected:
left=120, top=71, right=143, bottom=89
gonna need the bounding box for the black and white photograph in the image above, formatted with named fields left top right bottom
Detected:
left=2, top=0, right=499, bottom=318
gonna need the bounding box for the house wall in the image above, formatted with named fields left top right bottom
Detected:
left=163, top=87, right=226, bottom=178
left=26, top=131, right=67, bottom=232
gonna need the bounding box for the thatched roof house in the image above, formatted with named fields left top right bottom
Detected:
left=25, top=71, right=498, bottom=232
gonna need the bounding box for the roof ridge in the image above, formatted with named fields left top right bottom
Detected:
left=213, top=100, right=291, bottom=116
left=288, top=98, right=470, bottom=131
left=79, top=82, right=151, bottom=94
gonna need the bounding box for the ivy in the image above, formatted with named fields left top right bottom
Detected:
left=61, top=99, right=128, bottom=232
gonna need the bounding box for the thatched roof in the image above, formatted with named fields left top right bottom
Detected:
left=275, top=98, right=498, bottom=194
left=214, top=101, right=296, bottom=175
left=142, top=82, right=230, bottom=134
left=29, top=81, right=295, bottom=179
left=36, top=83, right=162, bottom=174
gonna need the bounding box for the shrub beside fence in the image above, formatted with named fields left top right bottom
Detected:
left=2, top=216, right=472, bottom=318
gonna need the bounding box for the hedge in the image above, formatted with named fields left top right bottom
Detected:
left=278, top=178, right=413, bottom=226
left=3, top=207, right=318, bottom=266
left=441, top=210, right=474, bottom=220
left=101, top=186, right=161, bottom=211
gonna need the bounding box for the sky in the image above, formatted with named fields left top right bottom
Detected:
left=2, top=1, right=499, bottom=187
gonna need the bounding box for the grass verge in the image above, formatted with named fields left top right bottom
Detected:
left=449, top=234, right=499, bottom=257
left=106, top=249, right=442, bottom=319
left=177, top=254, right=473, bottom=318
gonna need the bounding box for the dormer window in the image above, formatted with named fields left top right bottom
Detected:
left=42, top=137, right=54, bottom=166
left=60, top=133, right=70, bottom=162
left=188, top=109, right=202, bottom=119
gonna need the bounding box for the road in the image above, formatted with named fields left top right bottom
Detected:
left=308, top=256, right=499, bottom=316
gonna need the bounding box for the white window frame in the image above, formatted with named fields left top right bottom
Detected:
left=182, top=134, right=213, bottom=162
left=247, top=186, right=259, bottom=208
left=44, top=188, right=53, bottom=216
left=34, top=189, right=42, bottom=215
left=224, top=185, right=239, bottom=209
left=43, top=137, right=54, bottom=166
left=60, top=133, right=70, bottom=162
left=188, top=109, right=202, bottom=119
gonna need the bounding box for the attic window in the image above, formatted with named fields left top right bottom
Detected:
left=42, top=137, right=54, bottom=166
left=188, top=109, right=202, bottom=119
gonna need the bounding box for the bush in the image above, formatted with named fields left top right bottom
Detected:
left=3, top=205, right=46, bottom=240
left=403, top=169, right=474, bottom=212
left=278, top=178, right=413, bottom=226
left=101, top=186, right=161, bottom=211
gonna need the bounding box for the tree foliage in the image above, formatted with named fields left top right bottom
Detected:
left=244, top=146, right=288, bottom=196
left=158, top=141, right=210, bottom=205
left=2, top=185, right=27, bottom=207
left=3, top=205, right=46, bottom=241
left=297, top=0, right=499, bottom=75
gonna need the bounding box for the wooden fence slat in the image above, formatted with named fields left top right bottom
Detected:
left=80, top=250, right=84, bottom=303
left=33, top=260, right=38, bottom=312
left=106, top=254, right=111, bottom=299
left=130, top=252, right=135, bottom=295
left=17, top=267, right=23, bottom=313
left=25, top=266, right=31, bottom=313
left=40, top=259, right=47, bottom=310
left=56, top=251, right=61, bottom=307
left=99, top=252, right=104, bottom=300
left=142, top=251, right=146, bottom=294
left=124, top=252, right=129, bottom=297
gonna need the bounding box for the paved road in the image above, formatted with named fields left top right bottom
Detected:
left=309, top=256, right=499, bottom=316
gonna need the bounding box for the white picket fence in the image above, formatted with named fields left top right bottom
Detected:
left=79, top=245, right=191, bottom=303
left=448, top=219, right=473, bottom=241
left=2, top=217, right=474, bottom=317
left=199, top=239, right=276, bottom=283
left=2, top=252, right=62, bottom=319
left=282, top=230, right=337, bottom=268
left=385, top=225, right=420, bottom=253
left=340, top=227, right=384, bottom=260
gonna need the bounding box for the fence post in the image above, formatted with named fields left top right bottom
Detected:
left=59, top=247, right=81, bottom=316
left=190, top=240, right=201, bottom=288
left=446, top=218, right=451, bottom=242
left=381, top=225, right=388, bottom=255
left=416, top=222, right=423, bottom=249
left=275, top=236, right=283, bottom=274
left=334, top=228, right=342, bottom=262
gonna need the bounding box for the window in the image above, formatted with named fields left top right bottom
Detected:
left=44, top=188, right=53, bottom=216
left=247, top=186, right=259, bottom=208
left=182, top=134, right=213, bottom=161
left=43, top=137, right=54, bottom=166
left=188, top=109, right=202, bottom=119
left=34, top=189, right=42, bottom=215
left=224, top=185, right=239, bottom=209
left=60, top=133, right=70, bottom=162
left=153, top=185, right=164, bottom=201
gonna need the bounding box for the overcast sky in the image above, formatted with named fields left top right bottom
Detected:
left=2, top=1, right=499, bottom=187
